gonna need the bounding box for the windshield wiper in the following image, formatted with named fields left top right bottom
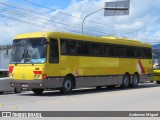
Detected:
left=25, top=45, right=35, bottom=65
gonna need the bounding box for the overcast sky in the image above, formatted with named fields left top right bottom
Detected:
left=0, top=0, right=160, bottom=45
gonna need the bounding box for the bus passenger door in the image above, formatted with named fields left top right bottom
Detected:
left=47, top=38, right=60, bottom=76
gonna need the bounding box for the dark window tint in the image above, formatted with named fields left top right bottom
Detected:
left=59, top=38, right=152, bottom=59
left=91, top=43, right=103, bottom=56
left=50, top=39, right=59, bottom=63
left=115, top=46, right=126, bottom=57
left=77, top=42, right=90, bottom=55
left=134, top=48, right=142, bottom=58
left=61, top=40, right=67, bottom=55
left=104, top=44, right=115, bottom=56
left=143, top=48, right=152, bottom=59
left=61, top=39, right=76, bottom=55
left=126, top=47, right=135, bottom=57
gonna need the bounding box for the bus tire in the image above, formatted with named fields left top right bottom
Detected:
left=0, top=92, right=3, bottom=95
left=14, top=87, right=22, bottom=93
left=121, top=74, right=130, bottom=88
left=156, top=81, right=160, bottom=84
left=32, top=89, right=44, bottom=95
left=60, top=76, right=73, bottom=94
left=131, top=74, right=139, bottom=88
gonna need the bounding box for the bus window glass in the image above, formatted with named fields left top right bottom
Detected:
left=10, top=38, right=47, bottom=64
left=134, top=48, right=142, bottom=58
left=104, top=44, right=115, bottom=57
left=115, top=46, right=126, bottom=57
left=61, top=40, right=67, bottom=55
left=126, top=47, right=135, bottom=58
left=61, top=39, right=76, bottom=55
left=143, top=48, right=152, bottom=59
left=50, top=39, right=59, bottom=63
left=67, top=40, right=76, bottom=55
left=91, top=43, right=103, bottom=56
left=77, top=42, right=90, bottom=55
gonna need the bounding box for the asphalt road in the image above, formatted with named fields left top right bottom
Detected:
left=0, top=82, right=160, bottom=111
left=1, top=82, right=160, bottom=120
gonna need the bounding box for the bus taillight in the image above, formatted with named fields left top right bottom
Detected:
left=9, top=66, right=14, bottom=74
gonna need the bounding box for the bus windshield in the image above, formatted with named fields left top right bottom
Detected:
left=10, top=38, right=47, bottom=64
left=154, top=65, right=160, bottom=70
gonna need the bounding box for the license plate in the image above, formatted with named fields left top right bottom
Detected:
left=22, top=84, right=28, bottom=88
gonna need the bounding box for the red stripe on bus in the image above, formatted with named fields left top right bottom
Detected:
left=138, top=59, right=146, bottom=74
left=9, top=66, right=14, bottom=73
left=33, top=71, right=42, bottom=74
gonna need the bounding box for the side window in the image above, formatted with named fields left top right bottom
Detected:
left=148, top=48, right=152, bottom=59
left=115, top=45, right=126, bottom=57
left=77, top=41, right=90, bottom=55
left=143, top=48, right=152, bottom=59
left=60, top=39, right=76, bottom=55
left=91, top=43, right=103, bottom=56
left=134, top=47, right=143, bottom=58
left=50, top=38, right=59, bottom=63
left=61, top=39, right=67, bottom=55
left=104, top=44, right=115, bottom=57
left=126, top=47, right=135, bottom=58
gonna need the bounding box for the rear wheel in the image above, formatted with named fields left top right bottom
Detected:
left=156, top=81, right=160, bottom=84
left=32, top=89, right=44, bottom=95
left=60, top=76, right=73, bottom=94
left=130, top=74, right=139, bottom=88
left=121, top=74, right=130, bottom=88
left=0, top=92, right=3, bottom=95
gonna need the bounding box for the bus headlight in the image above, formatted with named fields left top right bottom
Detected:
left=34, top=74, right=42, bottom=79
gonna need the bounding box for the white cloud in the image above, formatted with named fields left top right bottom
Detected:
left=0, top=0, right=160, bottom=45
left=0, top=21, right=42, bottom=44
left=61, top=0, right=160, bottom=43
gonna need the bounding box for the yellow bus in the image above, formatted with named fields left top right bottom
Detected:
left=9, top=32, right=153, bottom=94
left=152, top=64, right=160, bottom=84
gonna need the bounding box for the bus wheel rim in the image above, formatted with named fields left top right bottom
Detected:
left=64, top=80, right=71, bottom=90
left=124, top=77, right=129, bottom=85
left=133, top=77, right=138, bottom=85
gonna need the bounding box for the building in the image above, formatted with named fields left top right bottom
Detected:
left=0, top=45, right=12, bottom=69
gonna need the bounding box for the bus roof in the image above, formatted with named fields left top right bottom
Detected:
left=14, top=31, right=151, bottom=48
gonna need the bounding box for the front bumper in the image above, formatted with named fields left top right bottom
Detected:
left=152, top=75, right=160, bottom=81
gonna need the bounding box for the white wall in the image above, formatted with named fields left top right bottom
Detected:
left=0, top=49, right=12, bottom=69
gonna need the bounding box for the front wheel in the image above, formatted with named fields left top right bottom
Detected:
left=121, top=74, right=130, bottom=88
left=14, top=87, right=22, bottom=93
left=60, top=76, right=73, bottom=94
left=32, top=89, right=44, bottom=95
left=156, top=81, right=160, bottom=84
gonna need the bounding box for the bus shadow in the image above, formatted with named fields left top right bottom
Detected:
left=19, top=82, right=160, bottom=97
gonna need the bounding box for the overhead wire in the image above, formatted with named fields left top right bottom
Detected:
left=0, top=1, right=137, bottom=38
left=0, top=2, right=131, bottom=37
left=22, top=0, right=136, bottom=32
left=1, top=1, right=135, bottom=36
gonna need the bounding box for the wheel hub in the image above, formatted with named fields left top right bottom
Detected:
left=64, top=80, right=71, bottom=90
